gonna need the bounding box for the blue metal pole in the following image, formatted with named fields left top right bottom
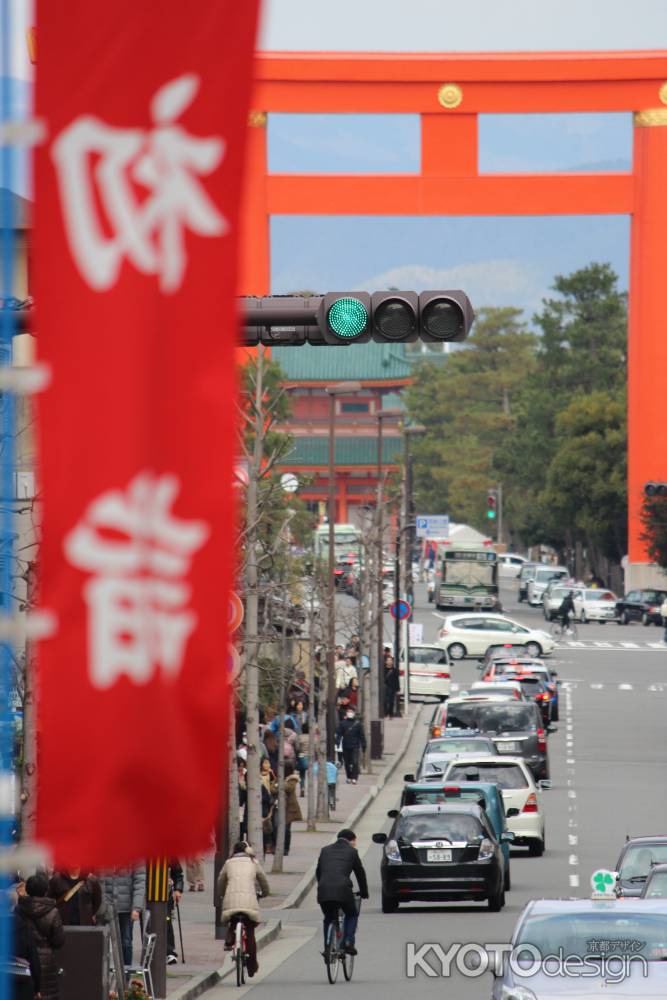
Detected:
left=0, top=0, right=20, bottom=996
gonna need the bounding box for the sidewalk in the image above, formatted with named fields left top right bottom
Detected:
left=163, top=709, right=419, bottom=997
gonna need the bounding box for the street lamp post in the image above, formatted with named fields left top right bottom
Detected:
left=325, top=381, right=361, bottom=763
left=403, top=425, right=426, bottom=609
left=393, top=521, right=416, bottom=715
left=373, top=406, right=402, bottom=757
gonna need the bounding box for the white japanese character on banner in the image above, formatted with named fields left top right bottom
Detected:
left=64, top=472, right=210, bottom=689
left=51, top=74, right=227, bottom=293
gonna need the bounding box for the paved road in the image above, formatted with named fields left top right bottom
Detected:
left=208, top=579, right=667, bottom=998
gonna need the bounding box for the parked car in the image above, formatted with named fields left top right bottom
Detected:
left=398, top=644, right=451, bottom=702
left=443, top=756, right=547, bottom=856
left=518, top=562, right=538, bottom=603
left=641, top=863, right=667, bottom=899
left=526, top=565, right=570, bottom=606
left=615, top=589, right=667, bottom=626
left=572, top=587, right=618, bottom=623
left=373, top=802, right=510, bottom=912
left=437, top=613, right=555, bottom=660
left=497, top=553, right=527, bottom=579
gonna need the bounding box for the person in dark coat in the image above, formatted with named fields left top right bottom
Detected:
left=48, top=869, right=101, bottom=926
left=316, top=829, right=369, bottom=955
left=11, top=906, right=41, bottom=1000
left=166, top=860, right=184, bottom=964
left=17, top=874, right=65, bottom=1000
left=383, top=656, right=400, bottom=718
left=335, top=709, right=366, bottom=783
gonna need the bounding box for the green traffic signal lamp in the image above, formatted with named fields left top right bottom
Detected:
left=320, top=293, right=371, bottom=344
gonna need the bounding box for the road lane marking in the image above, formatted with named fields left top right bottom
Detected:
left=569, top=874, right=580, bottom=888
left=569, top=854, right=579, bottom=866
left=618, top=684, right=633, bottom=690
left=569, top=834, right=578, bottom=846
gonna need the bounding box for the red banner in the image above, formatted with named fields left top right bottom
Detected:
left=34, top=2, right=258, bottom=866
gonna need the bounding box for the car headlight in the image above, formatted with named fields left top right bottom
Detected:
left=384, top=839, right=401, bottom=862
left=478, top=837, right=494, bottom=861
left=501, top=988, right=537, bottom=1000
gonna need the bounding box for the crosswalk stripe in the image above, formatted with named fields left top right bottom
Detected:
left=618, top=683, right=633, bottom=691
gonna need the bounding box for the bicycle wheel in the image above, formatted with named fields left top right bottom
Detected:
left=550, top=622, right=563, bottom=639
left=325, top=922, right=340, bottom=984
left=342, top=950, right=355, bottom=981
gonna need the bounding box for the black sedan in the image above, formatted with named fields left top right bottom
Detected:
left=615, top=589, right=667, bottom=626
left=372, top=802, right=510, bottom=913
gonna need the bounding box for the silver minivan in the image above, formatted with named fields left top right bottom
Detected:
left=527, top=566, right=569, bottom=606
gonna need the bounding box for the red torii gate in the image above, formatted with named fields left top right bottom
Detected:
left=239, top=50, right=667, bottom=585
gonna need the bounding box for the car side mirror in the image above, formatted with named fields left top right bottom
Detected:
left=547, top=724, right=558, bottom=734
left=539, top=779, right=552, bottom=790
left=501, top=831, right=516, bottom=842
left=477, top=663, right=484, bottom=671
left=506, top=807, right=520, bottom=818
left=403, top=774, right=415, bottom=783
left=372, top=832, right=387, bottom=845
left=551, top=670, right=558, bottom=677
left=387, top=809, right=399, bottom=819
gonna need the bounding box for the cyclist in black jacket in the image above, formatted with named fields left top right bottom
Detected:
left=316, top=829, right=369, bottom=956
left=557, top=590, right=575, bottom=633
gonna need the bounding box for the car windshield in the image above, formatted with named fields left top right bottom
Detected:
left=535, top=569, right=566, bottom=582
left=396, top=813, right=484, bottom=843
left=644, top=591, right=667, bottom=601
left=585, top=591, right=616, bottom=601
left=447, top=762, right=528, bottom=788
left=515, top=912, right=667, bottom=960
left=550, top=588, right=570, bottom=600
left=479, top=686, right=517, bottom=698
left=620, top=845, right=667, bottom=879
left=475, top=704, right=537, bottom=732
left=427, top=739, right=493, bottom=754
left=411, top=648, right=448, bottom=665
left=645, top=873, right=667, bottom=898
left=517, top=678, right=545, bottom=692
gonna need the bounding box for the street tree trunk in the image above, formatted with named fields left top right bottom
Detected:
left=272, top=614, right=288, bottom=873
left=306, top=594, right=317, bottom=831
left=244, top=347, right=264, bottom=855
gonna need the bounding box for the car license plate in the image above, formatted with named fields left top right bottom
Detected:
left=427, top=849, right=452, bottom=862
left=497, top=741, right=520, bottom=752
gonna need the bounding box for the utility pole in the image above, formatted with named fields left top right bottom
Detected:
left=497, top=482, right=504, bottom=548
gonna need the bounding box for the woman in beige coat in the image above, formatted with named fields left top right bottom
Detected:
left=283, top=762, right=303, bottom=856
left=218, top=843, right=270, bottom=977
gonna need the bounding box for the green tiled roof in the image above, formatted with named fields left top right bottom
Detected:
left=271, top=342, right=412, bottom=383
left=283, top=436, right=403, bottom=467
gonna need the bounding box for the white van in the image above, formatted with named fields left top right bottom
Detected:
left=399, top=644, right=451, bottom=701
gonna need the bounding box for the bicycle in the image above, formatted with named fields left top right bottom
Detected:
left=324, top=894, right=361, bottom=984
left=230, top=913, right=250, bottom=986
left=550, top=619, right=578, bottom=641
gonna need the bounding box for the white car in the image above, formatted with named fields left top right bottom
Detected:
left=436, top=613, right=555, bottom=660
left=542, top=584, right=574, bottom=621
left=497, top=553, right=528, bottom=579
left=526, top=566, right=570, bottom=606
left=572, top=587, right=618, bottom=624
left=398, top=644, right=451, bottom=701
left=468, top=680, right=525, bottom=701
left=443, top=756, right=546, bottom=856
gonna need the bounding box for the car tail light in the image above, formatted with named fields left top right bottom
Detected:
left=398, top=670, right=405, bottom=676
left=444, top=786, right=460, bottom=793
left=435, top=672, right=450, bottom=679
left=540, top=692, right=550, bottom=701
left=522, top=793, right=539, bottom=813
left=439, top=628, right=449, bottom=638
left=537, top=728, right=547, bottom=751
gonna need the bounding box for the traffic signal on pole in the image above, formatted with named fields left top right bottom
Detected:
left=644, top=482, right=667, bottom=497
left=240, top=291, right=474, bottom=346
left=487, top=489, right=498, bottom=519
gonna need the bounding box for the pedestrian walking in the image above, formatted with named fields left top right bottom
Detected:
left=297, top=722, right=309, bottom=797
left=260, top=759, right=277, bottom=855
left=383, top=656, right=400, bottom=718
left=218, top=843, right=270, bottom=978
left=335, top=656, right=358, bottom=692
left=336, top=709, right=366, bottom=784
left=48, top=869, right=101, bottom=926
left=16, top=875, right=65, bottom=1000
left=99, top=865, right=146, bottom=965
left=283, top=762, right=303, bottom=855
left=186, top=857, right=205, bottom=893
left=11, top=903, right=41, bottom=1000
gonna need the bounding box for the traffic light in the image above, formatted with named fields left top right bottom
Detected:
left=644, top=482, right=667, bottom=497
left=240, top=291, right=475, bottom=346
left=487, top=489, right=498, bottom=519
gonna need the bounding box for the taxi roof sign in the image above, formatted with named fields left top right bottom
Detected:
left=591, top=868, right=617, bottom=899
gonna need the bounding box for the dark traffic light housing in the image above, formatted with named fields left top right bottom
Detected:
left=240, top=290, right=474, bottom=346
left=487, top=489, right=498, bottom=519
left=644, top=482, right=667, bottom=497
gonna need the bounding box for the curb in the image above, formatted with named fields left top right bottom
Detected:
left=275, top=704, right=423, bottom=911
left=167, top=919, right=282, bottom=1000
